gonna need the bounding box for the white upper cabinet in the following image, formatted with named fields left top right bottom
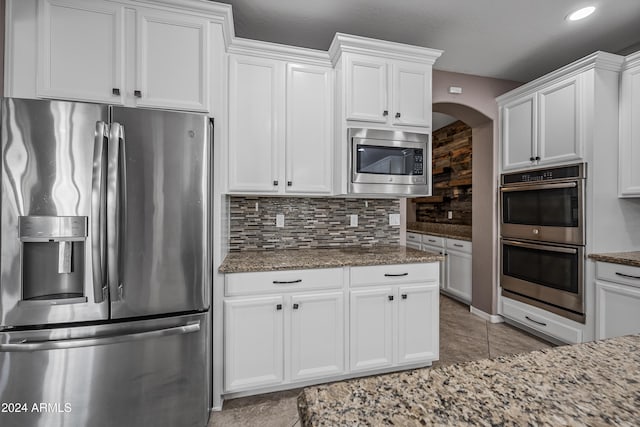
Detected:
left=17, top=0, right=218, bottom=112
left=227, top=48, right=333, bottom=195
left=343, top=54, right=432, bottom=129
left=38, top=0, right=125, bottom=104
left=285, top=63, right=333, bottom=194
left=619, top=52, right=640, bottom=197
left=345, top=55, right=388, bottom=123
left=392, top=61, right=432, bottom=127
left=537, top=75, right=581, bottom=166
left=228, top=55, right=282, bottom=193
left=500, top=75, right=582, bottom=171
left=135, top=8, right=209, bottom=112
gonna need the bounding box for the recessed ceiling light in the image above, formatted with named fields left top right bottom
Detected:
left=567, top=6, right=596, bottom=21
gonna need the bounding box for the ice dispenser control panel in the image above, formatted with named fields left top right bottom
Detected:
left=19, top=216, right=87, bottom=241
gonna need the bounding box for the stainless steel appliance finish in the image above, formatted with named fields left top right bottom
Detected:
left=501, top=239, right=585, bottom=323
left=500, top=164, right=587, bottom=323
left=0, top=98, right=212, bottom=427
left=500, top=163, right=586, bottom=246
left=348, top=127, right=430, bottom=196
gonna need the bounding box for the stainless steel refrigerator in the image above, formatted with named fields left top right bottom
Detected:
left=0, top=98, right=212, bottom=427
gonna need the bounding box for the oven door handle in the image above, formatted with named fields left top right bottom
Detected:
left=502, top=239, right=578, bottom=254
left=500, top=182, right=577, bottom=192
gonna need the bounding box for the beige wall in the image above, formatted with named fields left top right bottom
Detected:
left=431, top=70, right=520, bottom=315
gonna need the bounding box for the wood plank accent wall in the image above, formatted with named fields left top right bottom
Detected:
left=414, top=120, right=472, bottom=225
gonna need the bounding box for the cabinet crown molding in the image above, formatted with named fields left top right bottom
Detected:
left=623, top=50, right=640, bottom=70
left=329, top=33, right=443, bottom=66
left=497, top=51, right=624, bottom=105
left=228, top=38, right=332, bottom=67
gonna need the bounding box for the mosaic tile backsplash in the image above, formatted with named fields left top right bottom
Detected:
left=229, top=197, right=400, bottom=251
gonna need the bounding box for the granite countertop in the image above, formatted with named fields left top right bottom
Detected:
left=219, top=245, right=444, bottom=274
left=407, top=221, right=472, bottom=241
left=588, top=251, right=640, bottom=268
left=298, top=334, right=640, bottom=426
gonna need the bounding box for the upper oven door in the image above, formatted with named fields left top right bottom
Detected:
left=500, top=180, right=585, bottom=245
left=351, top=134, right=427, bottom=186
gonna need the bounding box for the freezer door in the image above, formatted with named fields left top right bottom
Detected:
left=0, top=313, right=209, bottom=427
left=109, top=107, right=210, bottom=318
left=0, top=98, right=110, bottom=328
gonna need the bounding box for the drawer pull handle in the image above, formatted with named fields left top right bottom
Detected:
left=388, top=295, right=394, bottom=301
left=453, top=244, right=464, bottom=248
left=428, top=239, right=436, bottom=243
left=615, top=272, right=640, bottom=280
left=273, top=279, right=302, bottom=284
left=384, top=273, right=408, bottom=277
left=525, top=315, right=547, bottom=327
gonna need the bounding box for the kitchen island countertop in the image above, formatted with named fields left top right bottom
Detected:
left=588, top=251, right=640, bottom=268
left=297, top=334, right=640, bottom=426
left=219, top=245, right=443, bottom=273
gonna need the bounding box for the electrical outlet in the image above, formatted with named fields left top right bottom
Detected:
left=389, top=213, right=400, bottom=226
left=349, top=214, right=358, bottom=227
left=447, top=211, right=453, bottom=220
left=276, top=214, right=285, bottom=228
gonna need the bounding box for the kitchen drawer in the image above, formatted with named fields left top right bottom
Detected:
left=406, top=232, right=422, bottom=244
left=596, top=262, right=640, bottom=289
left=225, top=268, right=343, bottom=296
left=422, top=235, right=444, bottom=247
left=446, top=238, right=471, bottom=253
left=350, top=263, right=438, bottom=287
left=501, top=297, right=582, bottom=344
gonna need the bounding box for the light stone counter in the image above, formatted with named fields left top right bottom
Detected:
left=298, top=334, right=640, bottom=426
left=589, top=251, right=640, bottom=268
left=219, top=245, right=443, bottom=273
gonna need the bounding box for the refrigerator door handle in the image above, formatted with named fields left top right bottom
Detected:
left=107, top=123, right=124, bottom=301
left=92, top=121, right=108, bottom=303
left=0, top=321, right=200, bottom=352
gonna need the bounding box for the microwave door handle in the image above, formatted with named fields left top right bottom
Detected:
left=503, top=240, right=577, bottom=254
left=107, top=123, right=124, bottom=301
left=500, top=182, right=577, bottom=192
left=91, top=121, right=108, bottom=303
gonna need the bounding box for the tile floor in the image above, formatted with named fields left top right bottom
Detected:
left=208, top=295, right=553, bottom=427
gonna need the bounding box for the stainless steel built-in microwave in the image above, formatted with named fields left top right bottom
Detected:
left=348, top=128, right=430, bottom=196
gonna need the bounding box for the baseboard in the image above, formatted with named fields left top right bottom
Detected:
left=470, top=305, right=504, bottom=323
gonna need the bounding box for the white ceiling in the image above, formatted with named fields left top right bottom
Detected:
left=216, top=0, right=640, bottom=82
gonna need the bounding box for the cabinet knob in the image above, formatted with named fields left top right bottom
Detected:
left=401, top=294, right=408, bottom=300
left=112, top=88, right=120, bottom=96
left=273, top=180, right=279, bottom=186
left=529, top=157, right=535, bottom=162
left=134, top=90, right=142, bottom=98
left=395, top=112, right=401, bottom=118
left=287, top=181, right=292, bottom=187
left=535, top=156, right=541, bottom=161
left=388, top=295, right=394, bottom=301
left=383, top=110, right=389, bottom=117
left=293, top=303, right=299, bottom=310
left=276, top=304, right=282, bottom=310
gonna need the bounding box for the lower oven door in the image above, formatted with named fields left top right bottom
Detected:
left=501, top=239, right=584, bottom=321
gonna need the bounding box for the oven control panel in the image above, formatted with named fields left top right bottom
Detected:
left=502, top=164, right=585, bottom=185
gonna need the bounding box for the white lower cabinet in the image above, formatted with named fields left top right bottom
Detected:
left=224, top=296, right=285, bottom=391
left=445, top=239, right=472, bottom=303
left=595, top=261, right=640, bottom=339
left=397, top=285, right=439, bottom=364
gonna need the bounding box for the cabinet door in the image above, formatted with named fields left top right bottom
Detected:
left=391, top=62, right=431, bottom=127
left=397, top=285, right=439, bottom=364
left=345, top=55, right=388, bottom=123
left=38, top=0, right=124, bottom=103
left=349, top=288, right=394, bottom=371
left=502, top=94, right=536, bottom=171
left=224, top=296, right=284, bottom=391
left=619, top=62, right=640, bottom=197
left=445, top=248, right=472, bottom=303
left=285, top=64, right=333, bottom=194
left=290, top=292, right=344, bottom=381
left=135, top=8, right=209, bottom=112
left=538, top=76, right=582, bottom=166
left=228, top=55, right=283, bottom=193
left=596, top=281, right=640, bottom=340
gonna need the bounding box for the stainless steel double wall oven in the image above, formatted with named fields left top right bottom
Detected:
left=500, top=164, right=586, bottom=323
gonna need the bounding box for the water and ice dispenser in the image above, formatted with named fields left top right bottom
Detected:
left=19, top=216, right=87, bottom=302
